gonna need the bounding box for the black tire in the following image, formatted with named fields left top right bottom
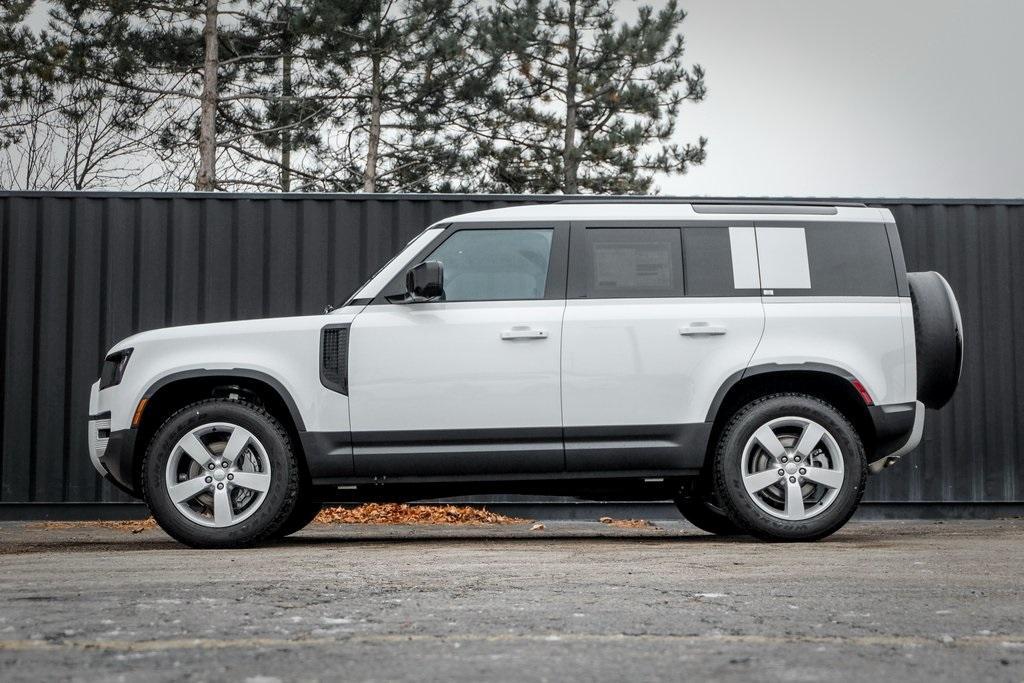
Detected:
left=908, top=271, right=963, bottom=409
left=712, top=393, right=867, bottom=542
left=142, top=399, right=300, bottom=549
left=674, top=496, right=745, bottom=536
left=269, top=496, right=322, bottom=539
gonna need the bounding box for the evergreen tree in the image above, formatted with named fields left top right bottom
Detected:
left=1, top=2, right=44, bottom=150
left=474, top=0, right=707, bottom=194
left=214, top=0, right=368, bottom=191
left=40, top=0, right=358, bottom=191
left=307, top=0, right=494, bottom=192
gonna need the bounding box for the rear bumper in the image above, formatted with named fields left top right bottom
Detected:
left=868, top=401, right=925, bottom=473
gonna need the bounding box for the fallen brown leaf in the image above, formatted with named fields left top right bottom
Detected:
left=599, top=517, right=658, bottom=529
left=29, top=518, right=157, bottom=533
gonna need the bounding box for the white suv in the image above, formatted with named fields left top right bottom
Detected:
left=88, top=201, right=963, bottom=547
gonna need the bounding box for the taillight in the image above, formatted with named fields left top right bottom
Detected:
left=850, top=378, right=873, bottom=405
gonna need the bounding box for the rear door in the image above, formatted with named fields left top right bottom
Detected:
left=348, top=222, right=570, bottom=477
left=560, top=222, right=765, bottom=472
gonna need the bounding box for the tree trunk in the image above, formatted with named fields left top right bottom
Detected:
left=280, top=49, right=292, bottom=191
left=195, top=0, right=218, bottom=191
left=362, top=51, right=382, bottom=193
left=562, top=0, right=579, bottom=195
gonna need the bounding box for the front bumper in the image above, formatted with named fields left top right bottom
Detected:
left=88, top=383, right=141, bottom=497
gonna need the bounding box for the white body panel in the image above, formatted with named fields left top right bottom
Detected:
left=561, top=298, right=765, bottom=426
left=752, top=297, right=913, bottom=405
left=348, top=300, right=565, bottom=432
left=92, top=314, right=356, bottom=433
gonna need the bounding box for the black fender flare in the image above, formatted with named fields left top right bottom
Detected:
left=141, top=368, right=307, bottom=431
left=704, top=362, right=859, bottom=423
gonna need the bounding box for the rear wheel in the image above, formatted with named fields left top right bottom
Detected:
left=142, top=399, right=300, bottom=548
left=713, top=393, right=866, bottom=541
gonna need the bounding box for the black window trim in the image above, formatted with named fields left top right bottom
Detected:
left=369, top=221, right=571, bottom=305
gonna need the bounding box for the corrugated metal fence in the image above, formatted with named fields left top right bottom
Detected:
left=0, top=192, right=1021, bottom=506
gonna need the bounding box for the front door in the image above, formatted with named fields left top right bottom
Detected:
left=348, top=223, right=569, bottom=477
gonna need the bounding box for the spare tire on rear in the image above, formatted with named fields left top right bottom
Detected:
left=908, top=271, right=963, bottom=409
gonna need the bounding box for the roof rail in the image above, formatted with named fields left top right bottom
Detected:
left=555, top=197, right=867, bottom=208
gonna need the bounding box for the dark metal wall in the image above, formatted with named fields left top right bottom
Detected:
left=0, top=192, right=1020, bottom=505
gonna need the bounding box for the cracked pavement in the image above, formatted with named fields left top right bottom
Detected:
left=0, top=519, right=1022, bottom=681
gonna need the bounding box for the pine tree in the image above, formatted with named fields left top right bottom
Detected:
left=474, top=0, right=707, bottom=194
left=307, top=0, right=494, bottom=192
left=1, top=2, right=44, bottom=150
left=214, top=0, right=368, bottom=191
left=2, top=2, right=160, bottom=189
left=39, top=0, right=358, bottom=191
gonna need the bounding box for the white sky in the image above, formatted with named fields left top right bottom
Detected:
left=658, top=0, right=1024, bottom=198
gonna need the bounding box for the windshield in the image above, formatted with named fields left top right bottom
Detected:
left=340, top=227, right=445, bottom=307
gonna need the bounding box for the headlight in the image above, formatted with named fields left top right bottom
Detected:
left=100, top=348, right=133, bottom=389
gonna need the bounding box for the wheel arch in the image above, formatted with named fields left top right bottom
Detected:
left=703, top=364, right=875, bottom=469
left=128, top=370, right=308, bottom=494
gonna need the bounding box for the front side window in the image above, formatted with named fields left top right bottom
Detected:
left=580, top=228, right=684, bottom=298
left=427, top=228, right=553, bottom=301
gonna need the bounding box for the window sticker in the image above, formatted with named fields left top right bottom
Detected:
left=755, top=227, right=811, bottom=289
left=593, top=242, right=673, bottom=289
left=728, top=226, right=760, bottom=289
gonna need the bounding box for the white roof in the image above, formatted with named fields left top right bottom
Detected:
left=443, top=202, right=892, bottom=225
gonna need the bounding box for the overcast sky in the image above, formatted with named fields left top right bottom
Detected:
left=661, top=0, right=1024, bottom=198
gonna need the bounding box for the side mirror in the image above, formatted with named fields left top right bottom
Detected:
left=404, top=260, right=444, bottom=302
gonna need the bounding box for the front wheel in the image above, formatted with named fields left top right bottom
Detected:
left=142, top=399, right=300, bottom=548
left=712, top=393, right=866, bottom=541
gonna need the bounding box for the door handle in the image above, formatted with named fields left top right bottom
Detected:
left=679, top=323, right=727, bottom=336
left=501, top=326, right=548, bottom=340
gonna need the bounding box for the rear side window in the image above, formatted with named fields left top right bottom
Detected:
left=681, top=227, right=760, bottom=296
left=426, top=228, right=553, bottom=301
left=756, top=223, right=897, bottom=296
left=577, top=228, right=684, bottom=298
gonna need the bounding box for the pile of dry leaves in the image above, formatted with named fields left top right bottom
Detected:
left=313, top=503, right=530, bottom=526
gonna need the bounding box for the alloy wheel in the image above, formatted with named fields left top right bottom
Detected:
left=164, top=422, right=272, bottom=527
left=740, top=416, right=845, bottom=521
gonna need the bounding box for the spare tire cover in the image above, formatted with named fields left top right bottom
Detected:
left=908, top=271, right=963, bottom=409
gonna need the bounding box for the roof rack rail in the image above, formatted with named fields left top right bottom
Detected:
left=555, top=197, right=868, bottom=208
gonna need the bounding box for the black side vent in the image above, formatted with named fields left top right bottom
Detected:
left=320, top=323, right=351, bottom=395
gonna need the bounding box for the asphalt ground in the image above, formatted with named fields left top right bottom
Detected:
left=1, top=518, right=1022, bottom=682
